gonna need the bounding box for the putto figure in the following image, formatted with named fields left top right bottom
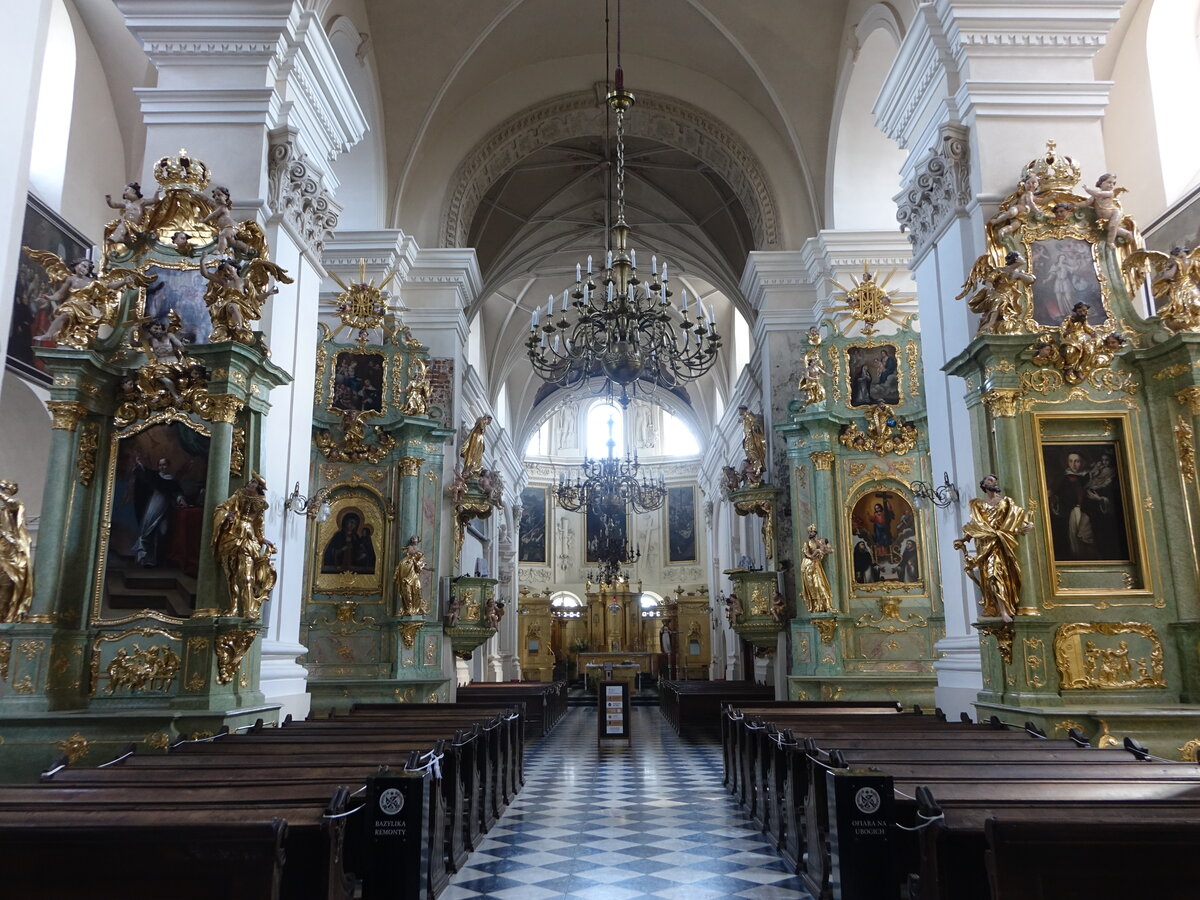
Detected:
left=953, top=474, right=1033, bottom=623
left=105, top=181, right=161, bottom=247
left=23, top=251, right=152, bottom=349
left=1082, top=173, right=1134, bottom=247
left=199, top=255, right=292, bottom=344
left=0, top=480, right=34, bottom=623
left=212, top=474, right=277, bottom=620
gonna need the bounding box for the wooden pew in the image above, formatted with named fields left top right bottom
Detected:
left=658, top=680, right=774, bottom=735
left=454, top=682, right=566, bottom=738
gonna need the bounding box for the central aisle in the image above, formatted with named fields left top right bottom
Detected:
left=445, top=706, right=814, bottom=899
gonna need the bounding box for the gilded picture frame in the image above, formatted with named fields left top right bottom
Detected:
left=312, top=486, right=387, bottom=595
left=846, top=484, right=922, bottom=591
left=1021, top=214, right=1115, bottom=330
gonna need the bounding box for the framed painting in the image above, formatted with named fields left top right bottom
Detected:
left=586, top=504, right=627, bottom=564
left=142, top=264, right=210, bottom=345
left=846, top=343, right=900, bottom=407
left=848, top=488, right=919, bottom=585
left=97, top=417, right=210, bottom=621
left=1039, top=441, right=1131, bottom=564
left=1029, top=237, right=1105, bottom=326
left=518, top=486, right=547, bottom=564
left=330, top=350, right=386, bottom=414
left=666, top=485, right=697, bottom=563
left=7, top=194, right=92, bottom=383
left=313, top=488, right=385, bottom=593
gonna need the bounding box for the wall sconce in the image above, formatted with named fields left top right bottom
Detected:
left=284, top=482, right=331, bottom=521
left=912, top=472, right=960, bottom=509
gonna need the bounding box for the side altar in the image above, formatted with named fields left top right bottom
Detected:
left=0, top=153, right=291, bottom=777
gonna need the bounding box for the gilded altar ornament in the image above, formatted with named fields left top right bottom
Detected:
left=22, top=251, right=154, bottom=350
left=1082, top=173, right=1135, bottom=248
left=854, top=597, right=928, bottom=634
left=1030, top=302, right=1127, bottom=387
left=459, top=415, right=492, bottom=478
left=1124, top=246, right=1200, bottom=333
left=402, top=357, right=433, bottom=416
left=105, top=181, right=161, bottom=248
left=77, top=423, right=99, bottom=486
left=398, top=621, right=423, bottom=650
left=814, top=617, right=838, bottom=646
left=1053, top=621, right=1166, bottom=690
left=811, top=450, right=835, bottom=471
left=838, top=403, right=917, bottom=456
left=213, top=628, right=257, bottom=685
left=797, top=350, right=828, bottom=408
left=738, top=406, right=767, bottom=487
left=990, top=173, right=1042, bottom=240
left=977, top=621, right=1015, bottom=664
left=394, top=535, right=429, bottom=616
left=314, top=410, right=397, bottom=464
left=212, top=474, right=277, bottom=620
left=957, top=251, right=1036, bottom=335
left=0, top=481, right=34, bottom=623
left=330, top=259, right=394, bottom=345
left=981, top=389, right=1024, bottom=419
left=105, top=644, right=180, bottom=693
left=199, top=254, right=292, bottom=345
left=800, top=524, right=834, bottom=613
left=1176, top=418, right=1197, bottom=483
left=954, top=474, right=1034, bottom=623
left=828, top=266, right=900, bottom=335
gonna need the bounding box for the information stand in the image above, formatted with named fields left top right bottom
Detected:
left=597, top=679, right=631, bottom=746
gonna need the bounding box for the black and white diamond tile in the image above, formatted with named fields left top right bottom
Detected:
left=444, top=706, right=813, bottom=899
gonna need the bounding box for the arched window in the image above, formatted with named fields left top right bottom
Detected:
left=661, top=411, right=700, bottom=457
left=550, top=591, right=583, bottom=618
left=639, top=590, right=665, bottom=617
left=585, top=401, right=624, bottom=459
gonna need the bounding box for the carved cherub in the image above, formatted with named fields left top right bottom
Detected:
left=721, top=464, right=742, bottom=496
left=1124, top=246, right=1200, bottom=333
left=105, top=181, right=161, bottom=246
left=24, top=251, right=152, bottom=348
left=957, top=250, right=1036, bottom=335
left=1082, top=173, right=1134, bottom=247
left=989, top=173, right=1041, bottom=239
left=198, top=186, right=250, bottom=256
left=199, top=255, right=292, bottom=343
left=725, top=591, right=742, bottom=628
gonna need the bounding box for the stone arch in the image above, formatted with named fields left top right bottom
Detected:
left=441, top=90, right=780, bottom=253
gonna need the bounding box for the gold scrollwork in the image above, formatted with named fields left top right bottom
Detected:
left=1053, top=719, right=1086, bottom=737
left=145, top=731, right=171, bottom=750
left=399, top=621, right=423, bottom=650
left=12, top=674, right=34, bottom=693
left=982, top=388, right=1024, bottom=418
left=0, top=640, right=9, bottom=680
left=905, top=342, right=920, bottom=392
left=977, top=622, right=1015, bottom=664
left=314, top=324, right=330, bottom=407
left=424, top=638, right=437, bottom=666
left=56, top=732, right=89, bottom=765
left=828, top=345, right=842, bottom=402
left=77, top=423, right=99, bottom=486
left=104, top=644, right=180, bottom=694
left=48, top=401, right=88, bottom=431
left=811, top=451, right=835, bottom=471
left=1179, top=738, right=1200, bottom=763
left=848, top=462, right=867, bottom=478
left=813, top=617, right=838, bottom=645
left=1023, top=636, right=1047, bottom=688
left=838, top=403, right=917, bottom=456
left=18, top=640, right=45, bottom=660
left=230, top=426, right=245, bottom=476
left=854, top=597, right=927, bottom=634
left=185, top=673, right=205, bottom=692
left=1154, top=363, right=1191, bottom=381
left=314, top=411, right=397, bottom=464
left=1177, top=386, right=1200, bottom=417
left=1053, top=621, right=1166, bottom=689
left=1175, top=418, right=1196, bottom=483
left=213, top=628, right=257, bottom=685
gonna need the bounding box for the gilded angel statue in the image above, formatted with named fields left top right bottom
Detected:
left=1082, top=173, right=1134, bottom=247
left=797, top=350, right=828, bottom=408
left=989, top=173, right=1041, bottom=239
left=956, top=250, right=1036, bottom=335
left=24, top=251, right=152, bottom=349
left=199, top=255, right=293, bottom=343
left=212, top=473, right=277, bottom=620
left=1124, top=246, right=1200, bottom=333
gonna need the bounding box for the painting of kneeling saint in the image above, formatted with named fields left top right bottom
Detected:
left=321, top=506, right=377, bottom=574
left=850, top=489, right=919, bottom=585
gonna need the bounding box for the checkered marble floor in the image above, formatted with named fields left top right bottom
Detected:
left=444, top=706, right=813, bottom=899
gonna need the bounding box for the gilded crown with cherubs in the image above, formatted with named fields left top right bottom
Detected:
left=1021, top=139, right=1082, bottom=194
left=153, top=148, right=212, bottom=191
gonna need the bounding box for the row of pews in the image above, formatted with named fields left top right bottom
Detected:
left=725, top=701, right=1200, bottom=899
left=0, top=703, right=526, bottom=900
left=455, top=680, right=567, bottom=738
left=659, top=679, right=774, bottom=734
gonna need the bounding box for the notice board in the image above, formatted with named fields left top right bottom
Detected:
left=598, top=681, right=631, bottom=744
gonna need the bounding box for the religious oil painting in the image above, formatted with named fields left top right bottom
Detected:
left=1029, top=237, right=1105, bottom=326
left=666, top=485, right=697, bottom=563
left=1040, top=442, right=1131, bottom=564
left=313, top=492, right=385, bottom=593
left=100, top=420, right=210, bottom=620
left=586, top=503, right=628, bottom=565
left=331, top=350, right=385, bottom=414
left=849, top=489, right=919, bottom=585
left=847, top=344, right=900, bottom=407
left=518, top=486, right=547, bottom=564
left=7, top=194, right=92, bottom=383
left=143, top=264, right=211, bottom=346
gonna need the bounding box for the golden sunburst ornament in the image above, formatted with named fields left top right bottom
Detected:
left=828, top=265, right=903, bottom=335
left=331, top=258, right=395, bottom=346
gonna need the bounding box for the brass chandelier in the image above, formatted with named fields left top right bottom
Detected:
left=554, top=420, right=665, bottom=517
left=525, top=0, right=721, bottom=408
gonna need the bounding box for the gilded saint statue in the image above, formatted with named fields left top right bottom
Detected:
left=395, top=535, right=428, bottom=616
left=459, top=415, right=492, bottom=478
left=0, top=480, right=34, bottom=623
left=212, top=474, right=277, bottom=620
left=797, top=351, right=828, bottom=408
left=800, top=524, right=834, bottom=614
left=401, top=357, right=432, bottom=415
left=953, top=474, right=1033, bottom=623
left=738, top=406, right=766, bottom=488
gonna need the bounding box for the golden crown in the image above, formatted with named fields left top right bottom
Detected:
left=1022, top=140, right=1082, bottom=193
left=153, top=149, right=211, bottom=191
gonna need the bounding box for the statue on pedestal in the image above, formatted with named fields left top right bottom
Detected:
left=738, top=406, right=766, bottom=487
left=460, top=415, right=492, bottom=479
left=954, top=474, right=1033, bottom=623
left=0, top=481, right=34, bottom=623
left=395, top=535, right=428, bottom=616
left=212, top=474, right=277, bottom=620
left=800, top=524, right=834, bottom=614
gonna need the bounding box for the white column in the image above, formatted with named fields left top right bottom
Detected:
left=118, top=0, right=367, bottom=719
left=874, top=0, right=1124, bottom=717
left=0, top=0, right=52, bottom=397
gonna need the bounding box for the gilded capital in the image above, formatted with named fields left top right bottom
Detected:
left=982, top=388, right=1023, bottom=418
left=47, top=401, right=88, bottom=431
left=810, top=451, right=835, bottom=471
left=204, top=394, right=244, bottom=424
left=399, top=456, right=424, bottom=477
left=1177, top=386, right=1200, bottom=417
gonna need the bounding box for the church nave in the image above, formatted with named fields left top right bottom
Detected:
left=445, top=707, right=811, bottom=900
